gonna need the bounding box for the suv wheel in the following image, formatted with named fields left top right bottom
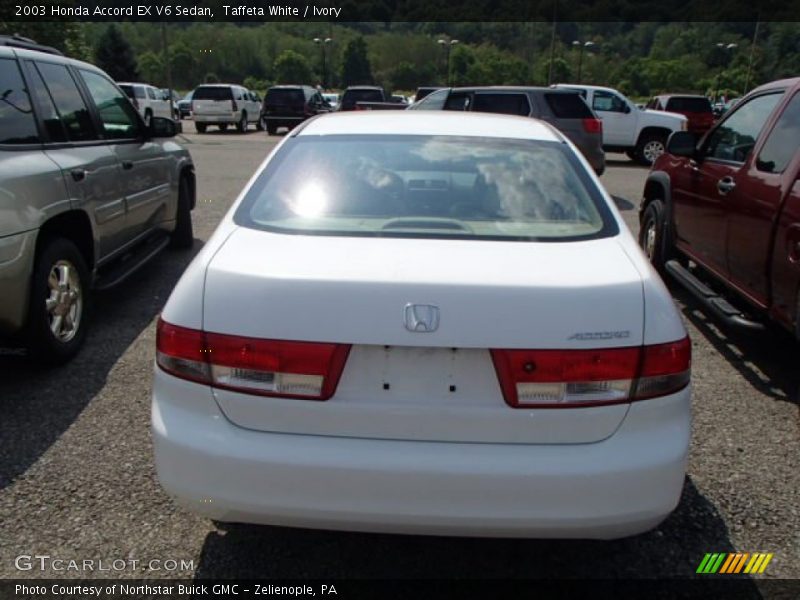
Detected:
left=635, top=133, right=667, bottom=166
left=256, top=116, right=265, bottom=131
left=27, top=238, right=90, bottom=364
left=267, top=123, right=277, bottom=135
left=237, top=112, right=248, bottom=133
left=169, top=176, right=194, bottom=249
left=196, top=123, right=206, bottom=133
left=639, top=199, right=671, bottom=273
left=219, top=123, right=228, bottom=132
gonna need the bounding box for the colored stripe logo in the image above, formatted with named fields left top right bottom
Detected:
left=696, top=553, right=773, bottom=574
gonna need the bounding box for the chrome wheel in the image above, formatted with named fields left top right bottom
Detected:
left=642, top=140, right=665, bottom=164
left=644, top=221, right=657, bottom=260
left=45, top=260, right=82, bottom=343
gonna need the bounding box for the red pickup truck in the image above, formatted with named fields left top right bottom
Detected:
left=639, top=77, right=800, bottom=337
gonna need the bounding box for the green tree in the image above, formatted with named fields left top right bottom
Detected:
left=95, top=25, right=138, bottom=82
left=0, top=22, right=91, bottom=61
left=341, top=37, right=373, bottom=86
left=137, top=51, right=163, bottom=86
left=273, top=50, right=314, bottom=84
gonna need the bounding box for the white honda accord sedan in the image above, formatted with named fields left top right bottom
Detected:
left=153, top=111, right=691, bottom=539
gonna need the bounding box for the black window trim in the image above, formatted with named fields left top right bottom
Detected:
left=701, top=89, right=786, bottom=167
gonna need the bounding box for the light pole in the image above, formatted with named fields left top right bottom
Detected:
left=313, top=37, right=332, bottom=89
left=714, top=42, right=738, bottom=104
left=437, top=38, right=459, bottom=86
left=571, top=40, right=594, bottom=83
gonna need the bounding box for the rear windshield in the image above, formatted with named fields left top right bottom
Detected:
left=266, top=88, right=306, bottom=105
left=118, top=84, right=136, bottom=99
left=545, top=93, right=594, bottom=118
left=193, top=86, right=233, bottom=101
left=341, top=89, right=383, bottom=109
left=665, top=97, right=712, bottom=113
left=234, top=135, right=616, bottom=241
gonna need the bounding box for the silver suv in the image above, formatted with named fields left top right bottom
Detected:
left=0, top=36, right=196, bottom=363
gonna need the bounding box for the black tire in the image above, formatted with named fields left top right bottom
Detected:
left=169, top=176, right=194, bottom=249
left=635, top=132, right=668, bottom=166
left=27, top=237, right=90, bottom=364
left=639, top=199, right=671, bottom=274
left=237, top=112, right=247, bottom=133
left=256, top=116, right=264, bottom=131
left=266, top=123, right=277, bottom=135
left=196, top=123, right=206, bottom=133
left=218, top=123, right=228, bottom=132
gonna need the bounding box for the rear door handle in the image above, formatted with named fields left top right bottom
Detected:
left=717, top=176, right=736, bottom=195
left=70, top=169, right=87, bottom=182
left=121, top=161, right=134, bottom=170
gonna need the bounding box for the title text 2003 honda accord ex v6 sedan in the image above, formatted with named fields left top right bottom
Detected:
left=153, top=112, right=691, bottom=539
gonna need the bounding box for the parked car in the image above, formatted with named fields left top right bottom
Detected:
left=260, top=85, right=331, bottom=135
left=153, top=111, right=691, bottom=539
left=118, top=82, right=173, bottom=126
left=555, top=84, right=688, bottom=165
left=409, top=86, right=605, bottom=175
left=339, top=85, right=385, bottom=111
left=191, top=84, right=261, bottom=133
left=0, top=36, right=195, bottom=363
left=646, top=94, right=715, bottom=135
left=640, top=77, right=800, bottom=337
left=177, top=89, right=195, bottom=119
left=322, top=92, right=339, bottom=110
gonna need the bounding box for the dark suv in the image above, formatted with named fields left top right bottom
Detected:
left=339, top=86, right=386, bottom=111
left=0, top=36, right=195, bottom=363
left=260, top=85, right=330, bottom=134
left=409, top=86, right=605, bottom=175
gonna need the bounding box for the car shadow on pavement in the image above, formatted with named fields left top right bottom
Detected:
left=0, top=242, right=203, bottom=491
left=192, top=477, right=756, bottom=582
left=670, top=285, right=800, bottom=405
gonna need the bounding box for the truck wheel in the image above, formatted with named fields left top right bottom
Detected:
left=27, top=237, right=90, bottom=364
left=237, top=112, right=248, bottom=133
left=169, top=176, right=194, bottom=250
left=256, top=116, right=265, bottom=131
left=635, top=133, right=667, bottom=166
left=219, top=123, right=228, bottom=132
left=196, top=123, right=206, bottom=134
left=267, top=123, right=277, bottom=136
left=639, top=199, right=670, bottom=274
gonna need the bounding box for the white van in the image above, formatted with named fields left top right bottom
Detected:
left=191, top=84, right=261, bottom=133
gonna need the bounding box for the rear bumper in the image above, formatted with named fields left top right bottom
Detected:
left=152, top=369, right=690, bottom=539
left=194, top=113, right=239, bottom=124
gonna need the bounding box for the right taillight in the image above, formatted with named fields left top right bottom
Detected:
left=156, top=318, right=351, bottom=400
left=491, top=337, right=690, bottom=408
left=582, top=117, right=602, bottom=134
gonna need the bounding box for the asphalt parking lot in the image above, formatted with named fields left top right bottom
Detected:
left=1, top=121, right=798, bottom=582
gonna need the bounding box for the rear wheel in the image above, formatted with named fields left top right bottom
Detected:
left=639, top=199, right=671, bottom=274
left=218, top=123, right=228, bottom=132
left=27, top=237, right=90, bottom=364
left=266, top=123, right=277, bottom=135
left=635, top=133, right=668, bottom=166
left=195, top=123, right=206, bottom=133
left=237, top=112, right=248, bottom=133
left=256, top=116, right=264, bottom=131
left=169, top=176, right=194, bottom=249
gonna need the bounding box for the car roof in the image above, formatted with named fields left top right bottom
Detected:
left=452, top=86, right=575, bottom=94
left=751, top=77, right=800, bottom=94
left=556, top=84, right=618, bottom=94
left=344, top=86, right=383, bottom=91
left=297, top=111, right=562, bottom=142
left=656, top=94, right=708, bottom=100
left=1, top=45, right=105, bottom=76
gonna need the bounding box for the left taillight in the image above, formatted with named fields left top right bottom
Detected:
left=156, top=318, right=351, bottom=400
left=490, top=337, right=690, bottom=408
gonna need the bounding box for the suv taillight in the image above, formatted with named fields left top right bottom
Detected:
left=490, top=337, right=690, bottom=408
left=156, top=319, right=351, bottom=400
left=582, top=117, right=602, bottom=134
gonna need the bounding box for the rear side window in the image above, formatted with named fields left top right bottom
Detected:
left=194, top=86, right=233, bottom=101
left=235, top=135, right=615, bottom=242
left=472, top=93, right=530, bottom=116
left=666, top=97, right=712, bottom=113
left=444, top=92, right=471, bottom=111
left=266, top=88, right=305, bottom=105
left=756, top=92, right=800, bottom=174
left=118, top=84, right=134, bottom=99
left=544, top=93, right=593, bottom=118
left=26, top=61, right=67, bottom=142
left=134, top=86, right=146, bottom=99
left=147, top=87, right=156, bottom=99
left=35, top=62, right=96, bottom=142
left=0, top=58, right=39, bottom=144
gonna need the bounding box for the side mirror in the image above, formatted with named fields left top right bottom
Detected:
left=147, top=116, right=179, bottom=138
left=666, top=131, right=697, bottom=158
